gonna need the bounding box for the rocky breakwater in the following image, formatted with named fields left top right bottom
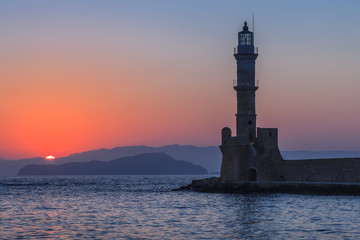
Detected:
left=172, top=177, right=263, bottom=193
left=173, top=177, right=360, bottom=195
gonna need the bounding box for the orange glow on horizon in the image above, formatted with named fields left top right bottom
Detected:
left=3, top=48, right=345, bottom=159
left=1, top=1, right=360, bottom=160
left=45, top=156, right=56, bottom=160
left=0, top=51, right=229, bottom=159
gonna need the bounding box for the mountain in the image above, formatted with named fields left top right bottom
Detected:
left=0, top=157, right=49, bottom=176
left=17, top=153, right=208, bottom=175
left=4, top=144, right=360, bottom=176
left=0, top=145, right=221, bottom=176
left=53, top=145, right=222, bottom=173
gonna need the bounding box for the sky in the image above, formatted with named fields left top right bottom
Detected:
left=1, top=0, right=360, bottom=159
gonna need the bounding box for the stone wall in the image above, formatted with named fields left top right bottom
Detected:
left=220, top=127, right=360, bottom=184
left=278, top=158, right=360, bottom=183
left=220, top=144, right=251, bottom=183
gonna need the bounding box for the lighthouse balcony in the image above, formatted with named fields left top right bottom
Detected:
left=233, top=85, right=259, bottom=91
left=233, top=79, right=259, bottom=91
left=234, top=46, right=259, bottom=55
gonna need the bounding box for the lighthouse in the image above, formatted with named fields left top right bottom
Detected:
left=216, top=21, right=360, bottom=186
left=234, top=21, right=258, bottom=143
left=220, top=21, right=265, bottom=183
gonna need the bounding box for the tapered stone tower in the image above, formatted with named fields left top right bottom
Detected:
left=234, top=21, right=258, bottom=143
left=220, top=21, right=268, bottom=183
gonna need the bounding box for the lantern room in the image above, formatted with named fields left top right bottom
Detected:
left=237, top=21, right=255, bottom=54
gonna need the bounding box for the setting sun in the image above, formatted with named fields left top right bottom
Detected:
left=45, top=155, right=56, bottom=160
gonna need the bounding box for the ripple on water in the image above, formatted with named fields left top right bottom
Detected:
left=1, top=176, right=360, bottom=239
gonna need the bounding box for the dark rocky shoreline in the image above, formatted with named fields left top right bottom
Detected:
left=173, top=177, right=360, bottom=195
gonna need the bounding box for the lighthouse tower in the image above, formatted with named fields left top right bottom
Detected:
left=234, top=21, right=258, bottom=143
left=220, top=21, right=261, bottom=183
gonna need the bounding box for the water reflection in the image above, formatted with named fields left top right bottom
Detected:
left=1, top=176, right=360, bottom=239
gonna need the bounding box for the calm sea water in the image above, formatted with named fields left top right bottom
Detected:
left=1, top=175, right=360, bottom=239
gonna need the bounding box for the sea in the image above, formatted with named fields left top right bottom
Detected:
left=1, top=175, right=360, bottom=239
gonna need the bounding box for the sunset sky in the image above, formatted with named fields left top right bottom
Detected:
left=1, top=0, right=360, bottom=159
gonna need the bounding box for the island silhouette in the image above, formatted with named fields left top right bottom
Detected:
left=17, top=152, right=207, bottom=175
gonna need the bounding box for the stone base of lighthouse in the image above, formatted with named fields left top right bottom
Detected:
left=220, top=127, right=282, bottom=183
left=219, top=126, right=360, bottom=184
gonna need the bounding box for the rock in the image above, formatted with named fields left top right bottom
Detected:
left=171, top=184, right=191, bottom=191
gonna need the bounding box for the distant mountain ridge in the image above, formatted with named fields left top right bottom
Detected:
left=2, top=144, right=360, bottom=176
left=17, top=153, right=208, bottom=175
left=0, top=157, right=47, bottom=176
left=54, top=144, right=222, bottom=173
left=0, top=145, right=221, bottom=176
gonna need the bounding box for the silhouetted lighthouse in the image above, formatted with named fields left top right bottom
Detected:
left=234, top=21, right=258, bottom=143
left=219, top=21, right=360, bottom=185
left=220, top=21, right=266, bottom=183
